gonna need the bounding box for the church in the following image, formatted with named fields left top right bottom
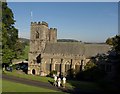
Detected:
left=28, top=21, right=110, bottom=76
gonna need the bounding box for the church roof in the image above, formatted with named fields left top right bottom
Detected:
left=43, top=42, right=110, bottom=58
left=84, top=44, right=110, bottom=58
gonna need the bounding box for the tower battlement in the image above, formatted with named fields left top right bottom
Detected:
left=50, top=28, right=57, bottom=31
left=30, top=21, right=57, bottom=53
left=31, top=21, right=48, bottom=27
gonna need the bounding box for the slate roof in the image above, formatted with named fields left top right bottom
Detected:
left=43, top=42, right=110, bottom=58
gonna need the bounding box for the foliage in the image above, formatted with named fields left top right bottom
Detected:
left=49, top=70, right=57, bottom=76
left=106, top=37, right=113, bottom=45
left=76, top=66, right=106, bottom=81
left=112, top=35, right=120, bottom=56
left=75, top=60, right=106, bottom=81
left=66, top=68, right=76, bottom=79
left=2, top=46, right=15, bottom=64
left=17, top=45, right=29, bottom=60
left=2, top=2, right=24, bottom=64
left=57, top=39, right=81, bottom=42
left=14, top=40, right=25, bottom=58
left=84, top=60, right=96, bottom=71
left=19, top=38, right=29, bottom=45
left=2, top=2, right=17, bottom=63
left=106, top=35, right=120, bottom=56
left=112, top=35, right=120, bottom=80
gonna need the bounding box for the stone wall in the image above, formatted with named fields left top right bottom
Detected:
left=39, top=53, right=87, bottom=76
left=49, top=28, right=57, bottom=43
left=28, top=21, right=110, bottom=76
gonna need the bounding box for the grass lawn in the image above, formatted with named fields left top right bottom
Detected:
left=3, top=70, right=102, bottom=92
left=0, top=78, right=2, bottom=93
left=2, top=80, right=58, bottom=92
left=66, top=80, right=102, bottom=92
left=3, top=70, right=54, bottom=83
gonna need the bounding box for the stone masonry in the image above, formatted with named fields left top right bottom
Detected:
left=28, top=21, right=110, bottom=76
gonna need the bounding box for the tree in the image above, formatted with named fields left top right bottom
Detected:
left=112, top=35, right=120, bottom=80
left=14, top=40, right=25, bottom=58
left=112, top=35, right=120, bottom=56
left=2, top=2, right=18, bottom=64
left=84, top=60, right=96, bottom=70
left=106, top=37, right=113, bottom=45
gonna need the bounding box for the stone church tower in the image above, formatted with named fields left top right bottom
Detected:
left=28, top=21, right=110, bottom=76
left=28, top=21, right=57, bottom=75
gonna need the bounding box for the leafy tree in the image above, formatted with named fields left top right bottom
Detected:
left=112, top=35, right=120, bottom=56
left=106, top=37, right=113, bottom=45
left=112, top=35, right=120, bottom=80
left=14, top=40, right=25, bottom=58
left=84, top=60, right=96, bottom=70
left=106, top=35, right=120, bottom=55
left=2, top=2, right=18, bottom=64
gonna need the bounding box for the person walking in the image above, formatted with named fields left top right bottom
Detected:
left=53, top=75, right=57, bottom=86
left=62, top=77, right=66, bottom=88
left=57, top=77, right=61, bottom=87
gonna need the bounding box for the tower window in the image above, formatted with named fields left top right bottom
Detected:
left=36, top=31, right=39, bottom=38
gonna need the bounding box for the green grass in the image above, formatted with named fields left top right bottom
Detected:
left=2, top=80, right=58, bottom=92
left=3, top=70, right=102, bottom=92
left=4, top=70, right=54, bottom=83
left=66, top=80, right=102, bottom=92
left=0, top=78, right=2, bottom=93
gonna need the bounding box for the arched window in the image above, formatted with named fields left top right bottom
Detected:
left=75, top=61, right=81, bottom=72
left=65, top=61, right=71, bottom=72
left=36, top=31, right=39, bottom=38
left=32, top=69, right=36, bottom=75
left=36, top=54, right=41, bottom=63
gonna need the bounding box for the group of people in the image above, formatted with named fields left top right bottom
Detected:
left=53, top=74, right=66, bottom=88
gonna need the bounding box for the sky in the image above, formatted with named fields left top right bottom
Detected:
left=7, top=2, right=118, bottom=42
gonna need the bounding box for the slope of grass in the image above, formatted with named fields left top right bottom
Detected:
left=3, top=70, right=54, bottom=83
left=3, top=70, right=102, bottom=92
left=2, top=80, right=58, bottom=92
left=66, top=80, right=102, bottom=92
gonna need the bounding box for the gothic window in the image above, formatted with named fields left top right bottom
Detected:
left=36, top=54, right=41, bottom=63
left=65, top=64, right=70, bottom=72
left=65, top=61, right=71, bottom=72
left=75, top=61, right=81, bottom=72
left=55, top=63, right=61, bottom=72
left=36, top=31, right=39, bottom=39
left=46, top=63, right=51, bottom=71
left=75, top=65, right=80, bottom=72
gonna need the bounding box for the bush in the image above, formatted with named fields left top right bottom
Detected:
left=49, top=70, right=57, bottom=77
left=76, top=66, right=106, bottom=81
left=67, top=69, right=76, bottom=79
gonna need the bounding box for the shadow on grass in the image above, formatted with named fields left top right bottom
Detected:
left=48, top=80, right=54, bottom=85
left=65, top=50, right=120, bottom=94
